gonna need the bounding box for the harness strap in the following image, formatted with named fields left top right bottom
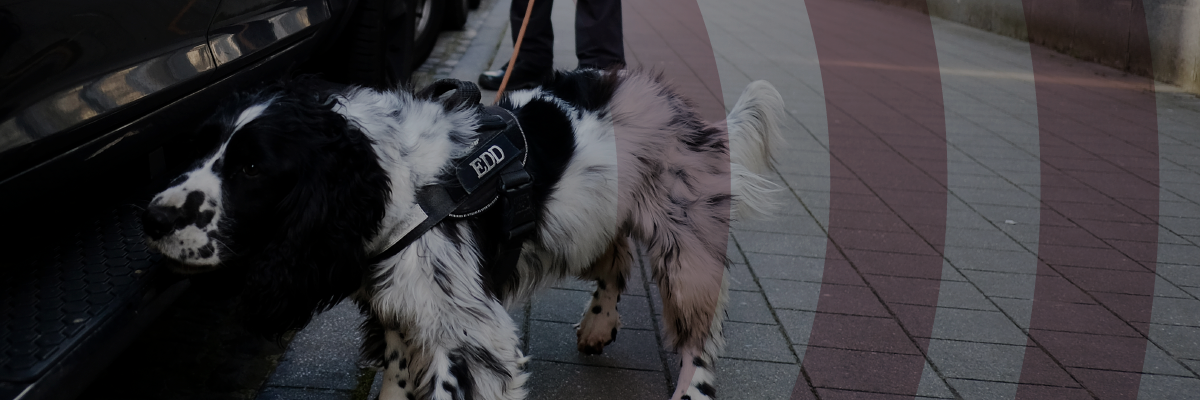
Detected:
left=367, top=80, right=537, bottom=268
left=416, top=79, right=482, bottom=112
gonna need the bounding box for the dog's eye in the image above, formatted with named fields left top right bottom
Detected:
left=243, top=164, right=260, bottom=177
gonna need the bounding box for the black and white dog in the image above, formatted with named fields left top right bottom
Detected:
left=142, top=69, right=783, bottom=400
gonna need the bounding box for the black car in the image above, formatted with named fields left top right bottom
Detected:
left=0, top=0, right=471, bottom=398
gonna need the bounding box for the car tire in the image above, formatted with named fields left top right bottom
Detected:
left=444, top=0, right=470, bottom=30
left=330, top=0, right=415, bottom=88
left=412, top=0, right=444, bottom=66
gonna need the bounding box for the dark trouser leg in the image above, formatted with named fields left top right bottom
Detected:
left=510, top=0, right=554, bottom=70
left=575, top=0, right=624, bottom=69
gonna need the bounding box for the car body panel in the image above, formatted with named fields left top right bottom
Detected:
left=0, top=0, right=223, bottom=182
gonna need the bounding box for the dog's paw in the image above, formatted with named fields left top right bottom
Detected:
left=576, top=304, right=621, bottom=354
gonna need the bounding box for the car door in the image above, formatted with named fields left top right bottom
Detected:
left=206, top=0, right=330, bottom=70
left=0, top=0, right=222, bottom=184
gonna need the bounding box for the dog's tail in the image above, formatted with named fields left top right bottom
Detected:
left=727, top=80, right=785, bottom=220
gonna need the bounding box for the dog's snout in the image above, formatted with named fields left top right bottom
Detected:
left=143, top=205, right=183, bottom=239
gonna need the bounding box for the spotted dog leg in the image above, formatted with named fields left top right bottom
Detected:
left=674, top=347, right=719, bottom=400
left=378, top=330, right=414, bottom=400
left=576, top=236, right=633, bottom=354
left=404, top=330, right=528, bottom=400
left=663, top=272, right=729, bottom=400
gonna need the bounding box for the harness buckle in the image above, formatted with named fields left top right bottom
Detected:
left=500, top=168, right=535, bottom=242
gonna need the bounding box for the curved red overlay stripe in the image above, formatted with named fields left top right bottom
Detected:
left=1016, top=2, right=1160, bottom=398
left=794, top=0, right=948, bottom=397
left=620, top=0, right=730, bottom=375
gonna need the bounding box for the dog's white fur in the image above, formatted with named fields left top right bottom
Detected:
left=147, top=70, right=784, bottom=400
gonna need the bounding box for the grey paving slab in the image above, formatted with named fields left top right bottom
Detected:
left=916, top=362, right=957, bottom=399
left=781, top=174, right=836, bottom=194
left=723, top=321, right=797, bottom=363
left=726, top=290, right=779, bottom=324
left=530, top=288, right=655, bottom=331
left=531, top=288, right=591, bottom=324
left=945, top=247, right=1041, bottom=274
left=952, top=188, right=1041, bottom=208
left=940, top=264, right=970, bottom=282
left=528, top=320, right=662, bottom=371
left=264, top=301, right=365, bottom=392
left=1181, top=359, right=1200, bottom=374
left=744, top=253, right=826, bottom=283
left=715, top=358, right=802, bottom=400
left=926, top=340, right=1027, bottom=382
left=943, top=227, right=1028, bottom=251
left=759, top=279, right=823, bottom=312
left=524, top=360, right=669, bottom=400
left=1141, top=342, right=1197, bottom=377
left=1149, top=296, right=1200, bottom=327
left=991, top=297, right=1034, bottom=330
left=994, top=222, right=1041, bottom=245
left=1157, top=264, right=1200, bottom=288
left=731, top=214, right=828, bottom=237
left=1152, top=275, right=1195, bottom=299
left=726, top=263, right=760, bottom=292
left=944, top=379, right=1017, bottom=400
left=929, top=308, right=1027, bottom=345
left=945, top=208, right=1001, bottom=231
left=1137, top=374, right=1200, bottom=400
left=546, top=271, right=649, bottom=298
left=627, top=262, right=650, bottom=297
left=1156, top=242, right=1200, bottom=266
left=258, top=387, right=353, bottom=400
left=968, top=204, right=1042, bottom=227
left=1149, top=324, right=1200, bottom=360
left=727, top=239, right=747, bottom=265
left=1181, top=286, right=1200, bottom=299
left=775, top=310, right=815, bottom=357
left=732, top=230, right=828, bottom=258
left=551, top=278, right=595, bottom=292
left=961, top=269, right=1039, bottom=300
left=935, top=281, right=1001, bottom=311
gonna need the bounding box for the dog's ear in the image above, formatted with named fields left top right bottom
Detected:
left=240, top=97, right=391, bottom=338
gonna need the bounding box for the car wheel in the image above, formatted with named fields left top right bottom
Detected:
left=444, top=0, right=469, bottom=30
left=412, top=0, right=444, bottom=65
left=329, top=0, right=415, bottom=88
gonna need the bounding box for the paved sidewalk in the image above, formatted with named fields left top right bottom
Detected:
left=498, top=0, right=1200, bottom=398
left=260, top=0, right=1200, bottom=398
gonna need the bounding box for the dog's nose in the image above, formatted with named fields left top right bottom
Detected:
left=143, top=204, right=183, bottom=240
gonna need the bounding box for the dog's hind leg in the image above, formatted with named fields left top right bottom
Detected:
left=644, top=231, right=729, bottom=400
left=664, top=273, right=728, bottom=400
left=576, top=235, right=634, bottom=354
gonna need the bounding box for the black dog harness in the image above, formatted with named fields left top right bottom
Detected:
left=367, top=80, right=536, bottom=270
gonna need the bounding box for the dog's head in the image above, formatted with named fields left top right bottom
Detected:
left=143, top=81, right=390, bottom=333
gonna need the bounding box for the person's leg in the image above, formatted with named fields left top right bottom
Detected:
left=480, top=0, right=556, bottom=90
left=575, top=0, right=624, bottom=69
left=509, top=0, right=555, bottom=70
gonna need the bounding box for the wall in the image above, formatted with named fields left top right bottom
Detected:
left=875, top=0, right=1200, bottom=94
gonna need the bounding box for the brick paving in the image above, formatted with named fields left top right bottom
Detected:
left=263, top=0, right=1200, bottom=398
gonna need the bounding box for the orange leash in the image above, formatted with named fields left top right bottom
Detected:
left=494, top=0, right=537, bottom=104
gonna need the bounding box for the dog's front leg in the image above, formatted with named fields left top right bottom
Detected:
left=392, top=307, right=528, bottom=400
left=377, top=329, right=415, bottom=399
left=374, top=226, right=529, bottom=400
left=576, top=236, right=633, bottom=354
left=377, top=329, right=415, bottom=400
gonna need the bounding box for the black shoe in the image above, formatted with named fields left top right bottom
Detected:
left=478, top=63, right=550, bottom=91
